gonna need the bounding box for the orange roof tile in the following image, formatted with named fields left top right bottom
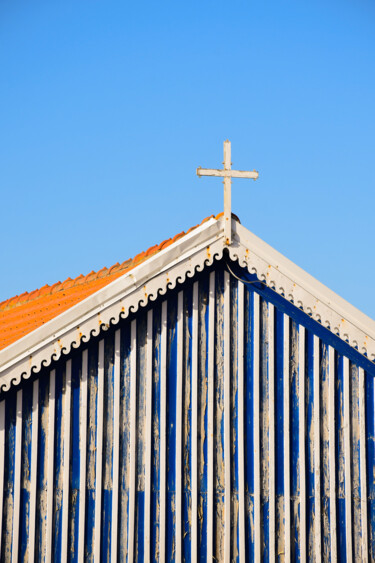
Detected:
left=0, top=215, right=217, bottom=351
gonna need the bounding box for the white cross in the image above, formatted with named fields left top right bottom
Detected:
left=197, top=140, right=259, bottom=245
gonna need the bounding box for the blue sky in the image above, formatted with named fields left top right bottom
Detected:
left=1, top=1, right=375, bottom=318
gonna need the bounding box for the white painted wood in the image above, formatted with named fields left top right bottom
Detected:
left=0, top=401, right=5, bottom=558
left=128, top=321, right=137, bottom=562
left=196, top=140, right=258, bottom=244
left=111, top=331, right=121, bottom=563
left=299, top=326, right=306, bottom=563
left=144, top=312, right=153, bottom=563
left=11, top=389, right=22, bottom=563
left=6, top=212, right=375, bottom=391
left=207, top=273, right=215, bottom=563
left=0, top=217, right=222, bottom=391
left=328, top=346, right=337, bottom=563
left=253, top=292, right=261, bottom=563
left=176, top=292, right=184, bottom=563
left=78, top=350, right=88, bottom=563
left=160, top=302, right=167, bottom=563
left=197, top=168, right=259, bottom=179
left=29, top=379, right=39, bottom=563
left=94, top=343, right=104, bottom=563
left=223, top=140, right=232, bottom=244
left=192, top=282, right=199, bottom=562
left=46, top=370, right=56, bottom=563
left=343, top=357, right=353, bottom=563
left=313, top=337, right=321, bottom=563
left=224, top=271, right=231, bottom=562
left=237, top=281, right=246, bottom=562
left=268, top=304, right=276, bottom=563
left=61, top=360, right=72, bottom=563
left=283, top=315, right=291, bottom=563
left=359, top=367, right=368, bottom=562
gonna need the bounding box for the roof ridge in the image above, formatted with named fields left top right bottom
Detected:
left=0, top=215, right=217, bottom=314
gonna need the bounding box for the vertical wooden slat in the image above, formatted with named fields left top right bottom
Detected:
left=224, top=271, right=231, bottom=562
left=192, top=281, right=199, bottom=562
left=128, top=320, right=137, bottom=562
left=343, top=357, right=353, bottom=563
left=359, top=367, right=368, bottom=562
left=144, top=311, right=153, bottom=563
left=253, top=292, right=261, bottom=562
left=94, top=342, right=104, bottom=562
left=207, top=273, right=215, bottom=563
left=313, top=337, right=321, bottom=562
left=61, top=360, right=72, bottom=563
left=0, top=400, right=5, bottom=558
left=111, top=331, right=121, bottom=562
left=12, top=389, right=22, bottom=563
left=269, top=303, right=275, bottom=563
left=46, top=370, right=55, bottom=563
left=283, top=315, right=291, bottom=563
left=78, top=350, right=88, bottom=563
left=299, top=326, right=306, bottom=563
left=29, top=379, right=39, bottom=563
left=176, top=292, right=184, bottom=562
left=237, top=281, right=245, bottom=561
left=160, top=302, right=167, bottom=562
left=329, top=346, right=337, bottom=562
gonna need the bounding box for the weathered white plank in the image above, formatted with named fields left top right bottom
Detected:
left=207, top=273, right=215, bottom=563
left=11, top=389, right=22, bottom=563
left=29, top=379, right=39, bottom=563
left=111, top=331, right=121, bottom=563
left=192, top=282, right=199, bottom=562
left=176, top=292, right=184, bottom=563
left=299, top=326, right=306, bottom=563
left=224, top=271, right=231, bottom=562
left=46, top=370, right=56, bottom=563
left=328, top=346, right=337, bottom=562
left=237, top=281, right=245, bottom=562
left=144, top=312, right=153, bottom=563
left=160, top=302, right=167, bottom=562
left=343, top=357, right=353, bottom=563
left=61, top=360, right=72, bottom=563
left=253, top=292, right=261, bottom=562
left=359, top=367, right=368, bottom=562
left=283, top=315, right=291, bottom=563
left=313, top=337, right=321, bottom=562
left=128, top=321, right=137, bottom=561
left=78, top=350, right=88, bottom=563
left=94, top=343, right=104, bottom=562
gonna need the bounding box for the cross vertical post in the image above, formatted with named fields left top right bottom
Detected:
left=197, top=140, right=259, bottom=245
left=223, top=140, right=232, bottom=245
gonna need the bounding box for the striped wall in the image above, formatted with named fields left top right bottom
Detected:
left=0, top=264, right=374, bottom=561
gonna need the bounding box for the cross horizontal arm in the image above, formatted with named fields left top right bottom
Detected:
left=196, top=167, right=259, bottom=180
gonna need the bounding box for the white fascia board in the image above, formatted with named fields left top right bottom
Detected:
left=229, top=220, right=375, bottom=359
left=0, top=217, right=224, bottom=390
left=1, top=215, right=375, bottom=392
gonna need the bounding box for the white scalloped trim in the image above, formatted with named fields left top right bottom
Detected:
left=229, top=221, right=375, bottom=362
left=0, top=219, right=224, bottom=392
left=1, top=216, right=375, bottom=393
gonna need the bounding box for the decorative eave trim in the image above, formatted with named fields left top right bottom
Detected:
left=1, top=216, right=375, bottom=392
left=228, top=220, right=375, bottom=361
left=0, top=218, right=224, bottom=392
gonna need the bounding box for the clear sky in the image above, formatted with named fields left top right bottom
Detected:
left=1, top=1, right=375, bottom=318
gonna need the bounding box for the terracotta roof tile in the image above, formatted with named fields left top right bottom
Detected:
left=0, top=214, right=217, bottom=351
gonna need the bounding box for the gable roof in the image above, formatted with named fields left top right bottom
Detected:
left=1, top=214, right=375, bottom=392
left=0, top=215, right=216, bottom=351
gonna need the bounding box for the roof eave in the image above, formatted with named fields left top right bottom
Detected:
left=1, top=215, right=375, bottom=392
